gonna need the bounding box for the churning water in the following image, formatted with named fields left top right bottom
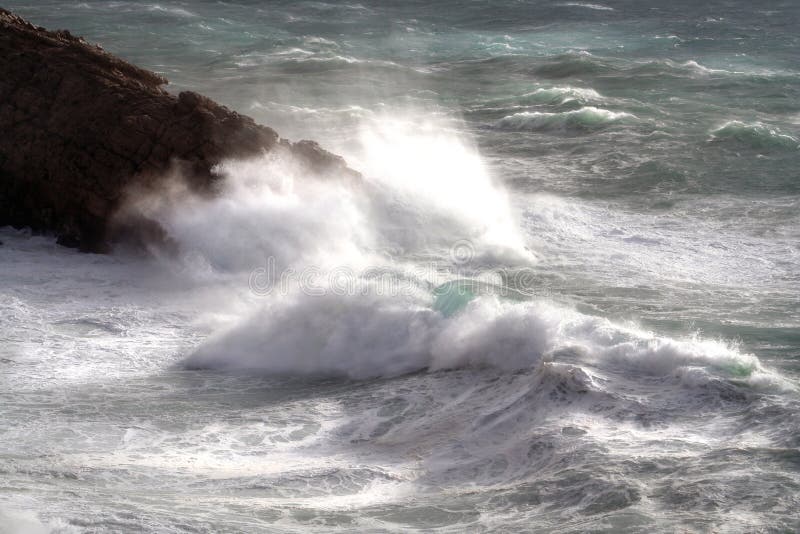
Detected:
left=1, top=1, right=799, bottom=532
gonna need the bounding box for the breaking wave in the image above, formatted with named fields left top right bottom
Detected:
left=521, top=86, right=604, bottom=106
left=533, top=52, right=784, bottom=81
left=709, top=121, right=799, bottom=150
left=496, top=107, right=635, bottom=132
left=558, top=2, right=615, bottom=11
left=185, top=291, right=787, bottom=394
left=120, top=113, right=786, bottom=398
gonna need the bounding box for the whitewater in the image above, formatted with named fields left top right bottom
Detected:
left=1, top=1, right=799, bottom=532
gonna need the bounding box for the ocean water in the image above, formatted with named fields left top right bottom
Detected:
left=1, top=1, right=799, bottom=532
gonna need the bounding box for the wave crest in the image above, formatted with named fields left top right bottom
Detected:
left=522, top=86, right=603, bottom=106
left=496, top=107, right=634, bottom=132
left=709, top=121, right=799, bottom=150
left=184, top=293, right=785, bottom=393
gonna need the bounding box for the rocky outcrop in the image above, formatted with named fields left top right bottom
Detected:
left=0, top=9, right=353, bottom=252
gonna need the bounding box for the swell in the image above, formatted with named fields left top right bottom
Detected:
left=532, top=52, right=797, bottom=81
left=495, top=106, right=635, bottom=132
left=709, top=121, right=799, bottom=151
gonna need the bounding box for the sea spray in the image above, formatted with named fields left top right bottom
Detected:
left=129, top=113, right=535, bottom=280
left=116, top=114, right=782, bottom=391
left=185, top=289, right=783, bottom=391
left=4, top=1, right=800, bottom=529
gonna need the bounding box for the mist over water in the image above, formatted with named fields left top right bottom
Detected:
left=2, top=1, right=800, bottom=532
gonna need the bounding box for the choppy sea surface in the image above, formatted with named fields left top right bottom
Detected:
left=1, top=1, right=799, bottom=532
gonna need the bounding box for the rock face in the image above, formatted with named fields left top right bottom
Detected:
left=0, top=9, right=352, bottom=252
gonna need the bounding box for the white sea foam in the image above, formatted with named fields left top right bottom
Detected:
left=131, top=152, right=374, bottom=276
left=185, top=290, right=785, bottom=391
left=710, top=120, right=799, bottom=150
left=113, top=112, right=782, bottom=393
left=496, top=107, right=635, bottom=131
left=0, top=507, right=77, bottom=534
left=128, top=114, right=532, bottom=279
left=523, top=86, right=603, bottom=105
left=559, top=2, right=615, bottom=11
left=145, top=4, right=197, bottom=18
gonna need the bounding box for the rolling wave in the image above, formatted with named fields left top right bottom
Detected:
left=558, top=2, right=615, bottom=11
left=185, top=290, right=785, bottom=394
left=709, top=121, right=799, bottom=150
left=496, top=106, right=635, bottom=132
left=533, top=52, right=790, bottom=81
left=522, top=86, right=603, bottom=106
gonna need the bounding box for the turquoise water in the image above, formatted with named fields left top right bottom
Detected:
left=1, top=1, right=799, bottom=532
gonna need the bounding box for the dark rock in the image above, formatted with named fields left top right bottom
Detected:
left=289, top=139, right=351, bottom=175
left=0, top=9, right=356, bottom=252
